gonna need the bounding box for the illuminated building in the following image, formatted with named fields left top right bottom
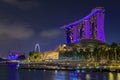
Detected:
left=61, top=7, right=105, bottom=44
left=8, top=54, right=18, bottom=60
left=34, top=43, right=40, bottom=52
left=8, top=51, right=26, bottom=60
left=43, top=51, right=59, bottom=60
left=8, top=51, right=19, bottom=60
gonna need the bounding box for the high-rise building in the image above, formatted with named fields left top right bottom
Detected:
left=61, top=7, right=105, bottom=44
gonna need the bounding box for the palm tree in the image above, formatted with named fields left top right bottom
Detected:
left=85, top=48, right=91, bottom=61
left=96, top=47, right=104, bottom=63
left=116, top=46, right=120, bottom=61
left=111, top=42, right=118, bottom=63
left=93, top=48, right=98, bottom=62
left=78, top=49, right=85, bottom=60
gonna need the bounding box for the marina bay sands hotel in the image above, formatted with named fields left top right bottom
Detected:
left=61, top=7, right=105, bottom=44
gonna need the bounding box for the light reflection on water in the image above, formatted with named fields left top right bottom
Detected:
left=0, top=64, right=120, bottom=80
left=69, top=71, right=119, bottom=80
left=117, top=73, right=120, bottom=80
left=85, top=74, right=90, bottom=80
left=52, top=70, right=66, bottom=80
left=109, top=72, right=114, bottom=80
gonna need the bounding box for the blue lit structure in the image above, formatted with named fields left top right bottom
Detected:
left=61, top=7, right=105, bottom=43
left=8, top=51, right=19, bottom=60
left=8, top=54, right=18, bottom=60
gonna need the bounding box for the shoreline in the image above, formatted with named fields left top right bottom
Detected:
left=17, top=61, right=120, bottom=72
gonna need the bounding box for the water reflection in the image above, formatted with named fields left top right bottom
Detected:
left=16, top=71, right=20, bottom=80
left=5, top=64, right=120, bottom=80
left=8, top=63, right=18, bottom=80
left=85, top=74, right=90, bottom=80
left=69, top=71, right=86, bottom=80
left=117, top=73, right=120, bottom=80
left=69, top=71, right=116, bottom=80
left=52, top=70, right=66, bottom=80
left=109, top=72, right=114, bottom=80
left=108, top=72, right=120, bottom=80
left=9, top=69, right=120, bottom=80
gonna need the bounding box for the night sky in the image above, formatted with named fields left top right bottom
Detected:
left=0, top=0, right=120, bottom=57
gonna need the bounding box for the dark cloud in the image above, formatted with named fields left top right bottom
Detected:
left=1, top=0, right=40, bottom=10
left=39, top=29, right=62, bottom=38
left=0, top=22, right=34, bottom=40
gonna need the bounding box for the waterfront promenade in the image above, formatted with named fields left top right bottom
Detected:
left=17, top=61, right=120, bottom=72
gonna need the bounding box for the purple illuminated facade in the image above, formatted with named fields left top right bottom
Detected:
left=61, top=7, right=105, bottom=44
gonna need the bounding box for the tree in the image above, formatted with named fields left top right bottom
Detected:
left=28, top=51, right=43, bottom=62
left=29, top=51, right=34, bottom=56
left=17, top=55, right=26, bottom=60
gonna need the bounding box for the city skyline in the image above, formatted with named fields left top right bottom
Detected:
left=0, top=0, right=120, bottom=57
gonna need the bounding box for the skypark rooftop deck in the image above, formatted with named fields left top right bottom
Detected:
left=61, top=7, right=104, bottom=29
